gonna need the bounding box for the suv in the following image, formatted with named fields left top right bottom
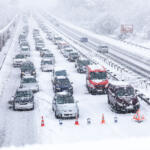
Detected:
left=11, top=88, right=34, bottom=110
left=20, top=61, right=36, bottom=78
left=52, top=92, right=79, bottom=119
left=41, top=52, right=55, bottom=64
left=20, top=75, right=39, bottom=93
left=75, top=57, right=90, bottom=73
left=107, top=81, right=140, bottom=113
left=53, top=76, right=73, bottom=95
left=41, top=58, right=54, bottom=72
left=68, top=52, right=79, bottom=62
left=13, top=54, right=27, bottom=67
left=62, top=48, right=73, bottom=58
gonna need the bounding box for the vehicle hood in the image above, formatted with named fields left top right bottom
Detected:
left=56, top=103, right=78, bottom=111
left=90, top=79, right=108, bottom=85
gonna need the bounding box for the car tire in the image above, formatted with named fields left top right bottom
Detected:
left=107, top=95, right=110, bottom=104
left=13, top=104, right=16, bottom=111
left=55, top=112, right=59, bottom=119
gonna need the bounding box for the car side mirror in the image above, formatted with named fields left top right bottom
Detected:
left=75, top=100, right=79, bottom=103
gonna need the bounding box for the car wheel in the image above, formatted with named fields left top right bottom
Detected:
left=13, top=104, right=16, bottom=111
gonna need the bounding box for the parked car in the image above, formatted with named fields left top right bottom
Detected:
left=41, top=58, right=54, bottom=72
left=80, top=37, right=88, bottom=42
left=11, top=88, right=34, bottom=111
left=107, top=80, right=140, bottom=113
left=53, top=76, right=73, bottom=95
left=68, top=52, right=79, bottom=62
left=13, top=54, right=27, bottom=67
left=52, top=92, right=79, bottom=119
left=20, top=61, right=36, bottom=78
left=75, top=57, right=90, bottom=73
left=20, top=75, right=39, bottom=93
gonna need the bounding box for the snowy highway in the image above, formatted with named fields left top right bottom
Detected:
left=0, top=13, right=150, bottom=148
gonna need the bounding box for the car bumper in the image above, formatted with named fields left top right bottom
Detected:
left=116, top=103, right=140, bottom=113
left=14, top=103, right=34, bottom=110
left=57, top=112, right=78, bottom=118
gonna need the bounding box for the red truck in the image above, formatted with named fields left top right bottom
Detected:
left=86, top=65, right=108, bottom=94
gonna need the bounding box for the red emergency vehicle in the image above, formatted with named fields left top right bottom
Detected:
left=86, top=65, right=108, bottom=94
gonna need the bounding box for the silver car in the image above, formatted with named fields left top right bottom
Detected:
left=21, top=45, right=30, bottom=57
left=52, top=92, right=79, bottom=119
left=13, top=54, right=27, bottom=67
left=20, top=75, right=39, bottom=93
left=41, top=58, right=54, bottom=72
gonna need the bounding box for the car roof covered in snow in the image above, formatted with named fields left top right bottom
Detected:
left=87, top=64, right=106, bottom=71
left=109, top=80, right=131, bottom=87
left=56, top=91, right=70, bottom=96
left=56, top=76, right=67, bottom=80
left=22, top=74, right=36, bottom=79
left=17, top=87, right=33, bottom=92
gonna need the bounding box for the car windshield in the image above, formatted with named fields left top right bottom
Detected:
left=90, top=71, right=107, bottom=80
left=55, top=70, right=67, bottom=76
left=22, top=47, right=28, bottom=51
left=79, top=60, right=90, bottom=66
left=22, top=78, right=36, bottom=83
left=21, top=63, right=34, bottom=71
left=57, top=78, right=70, bottom=85
left=16, top=90, right=31, bottom=97
left=56, top=95, right=74, bottom=104
left=116, top=87, right=134, bottom=97
left=42, top=61, right=53, bottom=65
left=70, top=53, right=78, bottom=56
left=15, top=55, right=25, bottom=59
left=55, top=37, right=62, bottom=40
left=43, top=54, right=53, bottom=57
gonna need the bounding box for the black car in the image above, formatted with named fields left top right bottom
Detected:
left=75, top=57, right=90, bottom=73
left=20, top=61, right=36, bottom=78
left=53, top=76, right=73, bottom=95
left=11, top=88, right=34, bottom=111
left=68, top=52, right=79, bottom=62
left=107, top=81, right=140, bottom=113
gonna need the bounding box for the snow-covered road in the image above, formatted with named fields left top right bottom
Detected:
left=1, top=14, right=150, bottom=148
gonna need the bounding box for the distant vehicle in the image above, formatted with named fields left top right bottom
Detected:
left=75, top=57, right=90, bottom=73
left=41, top=52, right=55, bottom=64
left=52, top=92, right=79, bottom=119
left=62, top=48, right=74, bottom=58
left=20, top=75, right=39, bottom=93
left=20, top=61, right=36, bottom=78
left=53, top=35, right=63, bottom=45
left=41, top=58, right=54, bottom=72
left=53, top=76, right=73, bottom=95
left=58, top=41, right=69, bottom=50
left=80, top=37, right=88, bottom=42
left=40, top=48, right=49, bottom=57
left=86, top=65, right=108, bottom=94
left=11, top=88, right=34, bottom=111
left=21, top=45, right=30, bottom=57
left=35, top=40, right=45, bottom=51
left=13, top=54, right=27, bottom=67
left=97, top=45, right=109, bottom=54
left=107, top=80, right=140, bottom=113
left=68, top=52, right=79, bottom=62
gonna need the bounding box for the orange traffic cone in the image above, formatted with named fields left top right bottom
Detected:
left=101, top=114, right=105, bottom=124
left=41, top=116, right=45, bottom=127
left=75, top=115, right=79, bottom=125
left=133, top=109, right=144, bottom=123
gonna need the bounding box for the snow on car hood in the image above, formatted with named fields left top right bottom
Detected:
left=57, top=103, right=78, bottom=111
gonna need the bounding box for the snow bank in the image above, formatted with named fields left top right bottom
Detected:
left=1, top=138, right=150, bottom=150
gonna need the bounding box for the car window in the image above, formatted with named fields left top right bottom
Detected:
left=56, top=96, right=74, bottom=104
left=22, top=78, right=36, bottom=83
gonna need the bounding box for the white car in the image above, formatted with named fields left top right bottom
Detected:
left=52, top=92, right=79, bottom=119
left=13, top=54, right=27, bottom=67
left=41, top=58, right=54, bottom=72
left=21, top=45, right=30, bottom=57
left=20, top=75, right=39, bottom=93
